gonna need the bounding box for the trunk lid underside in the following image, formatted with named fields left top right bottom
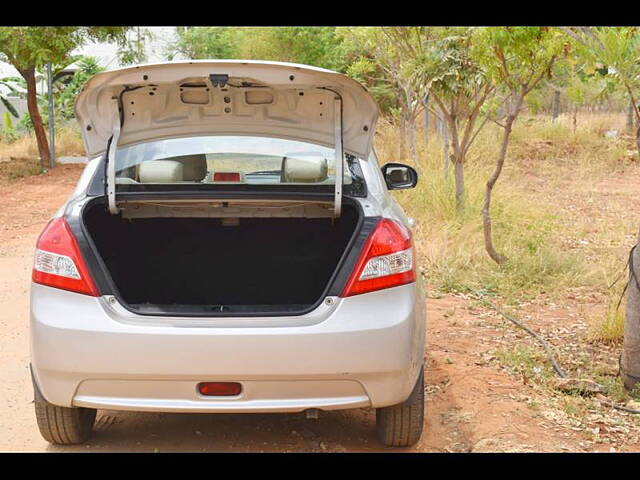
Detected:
left=75, top=60, right=379, bottom=159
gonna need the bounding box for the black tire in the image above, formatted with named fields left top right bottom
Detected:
left=34, top=396, right=96, bottom=445
left=375, top=367, right=424, bottom=447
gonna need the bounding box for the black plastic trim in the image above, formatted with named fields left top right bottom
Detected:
left=327, top=215, right=380, bottom=296
left=381, top=162, right=419, bottom=190
left=30, top=363, right=46, bottom=403
left=66, top=205, right=114, bottom=296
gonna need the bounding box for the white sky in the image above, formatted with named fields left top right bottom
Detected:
left=0, top=27, right=178, bottom=78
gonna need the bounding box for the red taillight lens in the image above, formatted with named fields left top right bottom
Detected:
left=213, top=172, right=241, bottom=182
left=198, top=382, right=242, bottom=396
left=32, top=217, right=99, bottom=297
left=341, top=218, right=416, bottom=297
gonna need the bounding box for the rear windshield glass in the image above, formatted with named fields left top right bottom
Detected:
left=115, top=135, right=353, bottom=187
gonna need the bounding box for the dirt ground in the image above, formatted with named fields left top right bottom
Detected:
left=0, top=164, right=639, bottom=452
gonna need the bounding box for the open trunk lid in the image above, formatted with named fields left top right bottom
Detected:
left=75, top=60, right=379, bottom=216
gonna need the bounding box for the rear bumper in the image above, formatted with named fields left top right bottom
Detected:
left=30, top=281, right=426, bottom=413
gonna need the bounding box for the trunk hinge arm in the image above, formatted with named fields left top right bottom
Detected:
left=107, top=98, right=122, bottom=215
left=333, top=96, right=343, bottom=217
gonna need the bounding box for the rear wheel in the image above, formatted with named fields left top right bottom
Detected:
left=375, top=367, right=424, bottom=447
left=34, top=394, right=96, bottom=445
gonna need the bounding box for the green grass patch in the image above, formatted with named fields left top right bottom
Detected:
left=494, top=345, right=554, bottom=380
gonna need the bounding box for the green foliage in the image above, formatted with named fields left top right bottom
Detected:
left=168, top=27, right=237, bottom=60
left=413, top=28, right=486, bottom=101
left=562, top=27, right=640, bottom=109
left=0, top=27, right=129, bottom=161
left=168, top=27, right=346, bottom=72
left=235, top=27, right=346, bottom=71
left=117, top=27, right=153, bottom=66
left=474, top=27, right=566, bottom=102
left=338, top=26, right=431, bottom=136
left=55, top=56, right=104, bottom=119
left=345, top=57, right=398, bottom=114
left=0, top=27, right=129, bottom=72
left=0, top=76, right=23, bottom=118
left=0, top=111, right=18, bottom=142
left=2, top=56, right=103, bottom=126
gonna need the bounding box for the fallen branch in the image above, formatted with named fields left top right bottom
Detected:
left=478, top=296, right=640, bottom=415
left=479, top=298, right=567, bottom=378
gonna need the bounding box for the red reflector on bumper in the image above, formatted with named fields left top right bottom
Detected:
left=198, top=382, right=242, bottom=396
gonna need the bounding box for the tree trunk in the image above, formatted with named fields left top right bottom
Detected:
left=482, top=115, right=515, bottom=264
left=551, top=90, right=561, bottom=123
left=447, top=116, right=465, bottom=212
left=627, top=101, right=635, bottom=133
left=423, top=96, right=430, bottom=145
left=399, top=116, right=407, bottom=160
left=572, top=105, right=577, bottom=134
left=443, top=119, right=450, bottom=179
left=623, top=233, right=640, bottom=391
left=20, top=67, right=50, bottom=167
left=454, top=157, right=464, bottom=212
left=636, top=124, right=640, bottom=161
left=407, top=114, right=417, bottom=164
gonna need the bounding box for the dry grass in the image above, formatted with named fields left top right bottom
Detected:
left=589, top=300, right=625, bottom=344
left=375, top=112, right=640, bottom=327
left=0, top=157, right=44, bottom=183
left=0, top=124, right=85, bottom=164
left=0, top=124, right=85, bottom=183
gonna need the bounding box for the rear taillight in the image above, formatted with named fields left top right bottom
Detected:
left=32, top=217, right=99, bottom=296
left=341, top=218, right=416, bottom=297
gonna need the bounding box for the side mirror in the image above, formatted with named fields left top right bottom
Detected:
left=381, top=163, right=418, bottom=190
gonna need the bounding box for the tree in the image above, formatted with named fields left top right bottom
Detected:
left=413, top=27, right=496, bottom=211
left=561, top=27, right=640, bottom=157
left=339, top=27, right=427, bottom=164
left=235, top=27, right=346, bottom=71
left=474, top=27, right=564, bottom=264
left=0, top=27, right=129, bottom=166
left=167, top=27, right=237, bottom=60
left=55, top=56, right=104, bottom=120
left=118, top=27, right=153, bottom=66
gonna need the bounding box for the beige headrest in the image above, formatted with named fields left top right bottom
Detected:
left=138, top=160, right=184, bottom=183
left=281, top=156, right=328, bottom=183
left=164, top=154, right=207, bottom=181
left=115, top=177, right=139, bottom=184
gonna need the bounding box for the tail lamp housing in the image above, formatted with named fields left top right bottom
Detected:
left=32, top=217, right=99, bottom=296
left=341, top=218, right=416, bottom=297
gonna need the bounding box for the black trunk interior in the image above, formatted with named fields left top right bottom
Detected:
left=83, top=200, right=360, bottom=314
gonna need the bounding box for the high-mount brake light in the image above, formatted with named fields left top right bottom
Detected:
left=341, top=218, right=416, bottom=297
left=213, top=172, right=241, bottom=182
left=32, top=217, right=99, bottom=296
